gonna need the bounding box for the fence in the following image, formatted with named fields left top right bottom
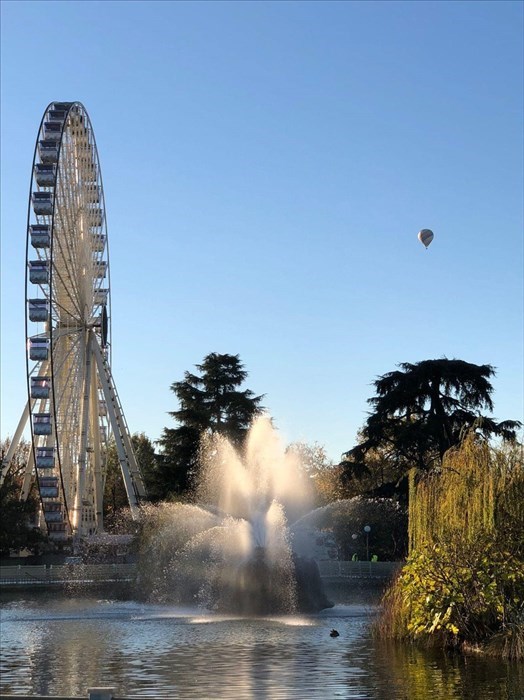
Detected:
left=0, top=560, right=402, bottom=588
left=0, top=563, right=135, bottom=586
left=0, top=690, right=134, bottom=700
left=317, top=559, right=402, bottom=580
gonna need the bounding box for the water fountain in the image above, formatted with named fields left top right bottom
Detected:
left=135, top=416, right=333, bottom=613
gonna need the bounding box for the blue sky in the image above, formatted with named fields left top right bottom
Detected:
left=1, top=0, right=523, bottom=461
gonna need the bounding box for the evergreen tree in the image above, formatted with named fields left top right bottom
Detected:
left=341, top=359, right=521, bottom=490
left=157, top=353, right=264, bottom=497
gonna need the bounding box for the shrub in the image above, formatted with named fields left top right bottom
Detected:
left=385, top=536, right=524, bottom=653
left=377, top=434, right=524, bottom=660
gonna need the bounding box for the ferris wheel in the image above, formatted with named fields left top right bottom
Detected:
left=1, top=102, right=146, bottom=541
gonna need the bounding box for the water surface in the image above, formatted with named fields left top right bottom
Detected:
left=1, top=590, right=522, bottom=699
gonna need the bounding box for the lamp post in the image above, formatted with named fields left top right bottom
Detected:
left=351, top=533, right=358, bottom=561
left=363, top=525, right=371, bottom=561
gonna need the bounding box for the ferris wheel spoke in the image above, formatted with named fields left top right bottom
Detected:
left=52, top=338, right=83, bottom=406
left=55, top=358, right=83, bottom=419
left=51, top=217, right=84, bottom=313
left=52, top=351, right=86, bottom=434
left=50, top=240, right=85, bottom=322
left=50, top=266, right=83, bottom=319
left=54, top=172, right=88, bottom=300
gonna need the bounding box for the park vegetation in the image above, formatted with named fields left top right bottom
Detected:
left=2, top=350, right=522, bottom=660
left=376, top=434, right=524, bottom=660
left=156, top=352, right=264, bottom=497
left=103, top=432, right=157, bottom=523
left=340, top=359, right=520, bottom=495
left=0, top=438, right=45, bottom=557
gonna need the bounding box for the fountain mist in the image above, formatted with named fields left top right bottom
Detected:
left=136, top=416, right=332, bottom=614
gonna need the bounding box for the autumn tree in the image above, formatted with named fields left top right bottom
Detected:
left=287, top=441, right=346, bottom=505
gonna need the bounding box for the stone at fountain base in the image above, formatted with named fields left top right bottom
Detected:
left=293, top=554, right=334, bottom=613
left=210, top=549, right=333, bottom=615
left=211, top=546, right=293, bottom=615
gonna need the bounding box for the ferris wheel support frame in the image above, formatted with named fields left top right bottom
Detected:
left=3, top=334, right=146, bottom=531
left=92, top=337, right=146, bottom=519
left=71, top=330, right=93, bottom=534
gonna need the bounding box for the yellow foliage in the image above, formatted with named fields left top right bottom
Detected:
left=409, top=434, right=522, bottom=551
left=379, top=434, right=524, bottom=659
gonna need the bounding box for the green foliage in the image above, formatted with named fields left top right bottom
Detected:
left=391, top=538, right=523, bottom=645
left=104, top=440, right=128, bottom=516
left=328, top=497, right=407, bottom=561
left=408, top=435, right=523, bottom=553
left=0, top=439, right=45, bottom=555
left=294, top=496, right=407, bottom=561
left=104, top=432, right=158, bottom=521
left=379, top=434, right=524, bottom=660
left=133, top=432, right=159, bottom=497
left=157, top=353, right=264, bottom=497
left=0, top=474, right=44, bottom=555
left=341, top=359, right=521, bottom=489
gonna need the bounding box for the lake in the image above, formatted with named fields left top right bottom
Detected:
left=1, top=587, right=522, bottom=699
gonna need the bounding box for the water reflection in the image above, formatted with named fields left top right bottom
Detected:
left=367, top=640, right=524, bottom=700
left=1, top=592, right=521, bottom=699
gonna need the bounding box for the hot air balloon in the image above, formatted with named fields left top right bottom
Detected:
left=418, top=229, right=434, bottom=249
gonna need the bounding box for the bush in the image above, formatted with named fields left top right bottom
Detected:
left=377, top=434, right=524, bottom=660
left=380, top=534, right=524, bottom=657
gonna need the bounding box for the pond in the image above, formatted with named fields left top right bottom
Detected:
left=1, top=587, right=522, bottom=699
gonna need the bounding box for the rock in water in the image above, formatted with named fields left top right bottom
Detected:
left=293, top=555, right=334, bottom=613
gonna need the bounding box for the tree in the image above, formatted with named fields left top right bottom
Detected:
left=157, top=353, right=264, bottom=497
left=104, top=432, right=158, bottom=521
left=287, top=441, right=347, bottom=505
left=330, top=497, right=408, bottom=561
left=0, top=438, right=44, bottom=556
left=341, top=359, right=521, bottom=488
left=379, top=433, right=524, bottom=659
left=134, top=432, right=162, bottom=501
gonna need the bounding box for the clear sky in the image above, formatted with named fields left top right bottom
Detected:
left=1, top=0, right=523, bottom=462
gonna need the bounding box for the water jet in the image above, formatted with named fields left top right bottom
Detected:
left=136, top=416, right=334, bottom=614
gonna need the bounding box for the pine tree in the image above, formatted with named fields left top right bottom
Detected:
left=157, top=353, right=264, bottom=497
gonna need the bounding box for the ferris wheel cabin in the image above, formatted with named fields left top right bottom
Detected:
left=30, top=225, right=51, bottom=248
left=30, top=376, right=51, bottom=399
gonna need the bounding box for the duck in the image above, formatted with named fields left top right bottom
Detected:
left=329, top=629, right=340, bottom=638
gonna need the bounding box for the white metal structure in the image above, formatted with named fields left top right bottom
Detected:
left=1, top=102, right=146, bottom=541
